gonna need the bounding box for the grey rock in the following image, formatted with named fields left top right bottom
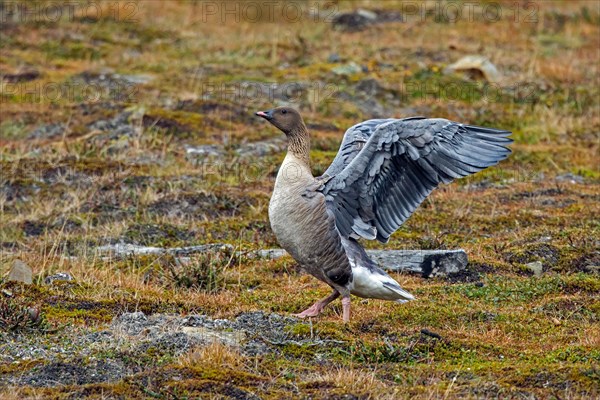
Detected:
left=235, top=137, right=287, bottom=157
left=332, top=9, right=377, bottom=32
left=181, top=326, right=245, bottom=347
left=250, top=248, right=468, bottom=278
left=110, top=311, right=317, bottom=358
left=28, top=123, right=66, bottom=140
left=71, top=70, right=150, bottom=102
left=332, top=62, right=363, bottom=76
left=327, top=53, right=341, bottom=63
left=186, top=137, right=287, bottom=160
left=118, top=74, right=153, bottom=85
left=355, top=78, right=385, bottom=97
left=44, top=272, right=74, bottom=285
left=583, top=265, right=599, bottom=275
left=368, top=249, right=468, bottom=278
left=19, top=359, right=126, bottom=387
left=96, top=243, right=468, bottom=278
left=185, top=144, right=224, bottom=158
left=1, top=69, right=40, bottom=83
left=95, top=243, right=165, bottom=256
left=74, top=70, right=153, bottom=87
left=95, top=243, right=233, bottom=258
left=111, top=311, right=150, bottom=335
left=556, top=173, right=584, bottom=184
left=136, top=331, right=197, bottom=355
left=332, top=13, right=373, bottom=32
left=169, top=244, right=233, bottom=256
left=8, top=260, right=32, bottom=284
left=85, top=330, right=114, bottom=343
left=252, top=249, right=288, bottom=259
left=88, top=112, right=136, bottom=139
left=444, top=55, right=503, bottom=84
left=525, top=261, right=544, bottom=277
left=332, top=9, right=403, bottom=32
left=0, top=309, right=344, bottom=388
left=332, top=78, right=400, bottom=118
left=353, top=97, right=387, bottom=118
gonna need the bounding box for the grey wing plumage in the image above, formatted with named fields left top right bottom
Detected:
left=322, top=117, right=424, bottom=178
left=320, top=117, right=512, bottom=243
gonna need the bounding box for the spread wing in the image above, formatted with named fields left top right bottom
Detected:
left=319, top=117, right=512, bottom=243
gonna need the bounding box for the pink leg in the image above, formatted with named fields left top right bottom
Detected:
left=293, top=290, right=340, bottom=318
left=342, top=296, right=351, bottom=323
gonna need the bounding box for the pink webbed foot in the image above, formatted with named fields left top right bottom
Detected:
left=293, top=290, right=339, bottom=319
left=293, top=303, right=324, bottom=318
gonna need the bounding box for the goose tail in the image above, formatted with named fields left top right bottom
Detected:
left=383, top=281, right=416, bottom=303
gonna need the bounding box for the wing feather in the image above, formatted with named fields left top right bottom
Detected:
left=320, top=118, right=512, bottom=242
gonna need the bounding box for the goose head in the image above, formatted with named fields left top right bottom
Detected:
left=255, top=107, right=305, bottom=135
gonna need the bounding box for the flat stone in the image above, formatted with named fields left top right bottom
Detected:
left=185, top=144, right=224, bottom=158
left=94, top=244, right=468, bottom=278
left=95, top=243, right=165, bottom=256
left=95, top=243, right=233, bottom=258
left=251, top=248, right=468, bottom=278
left=252, top=249, right=288, bottom=259
left=368, top=249, right=468, bottom=278
left=169, top=244, right=233, bottom=256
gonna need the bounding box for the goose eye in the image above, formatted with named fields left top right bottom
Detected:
left=281, top=109, right=287, bottom=114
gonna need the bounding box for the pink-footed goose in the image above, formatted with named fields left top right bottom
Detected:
left=256, top=107, right=511, bottom=322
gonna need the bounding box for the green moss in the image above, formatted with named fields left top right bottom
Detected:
left=0, top=120, right=28, bottom=139
left=40, top=40, right=104, bottom=60
left=546, top=346, right=600, bottom=364
left=144, top=108, right=207, bottom=137
left=562, top=274, right=600, bottom=294
left=290, top=62, right=338, bottom=79
left=446, top=276, right=565, bottom=304
left=44, top=304, right=114, bottom=324
left=281, top=342, right=318, bottom=359
left=0, top=359, right=46, bottom=376
left=285, top=323, right=312, bottom=337
left=0, top=224, right=24, bottom=243
left=574, top=167, right=600, bottom=180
